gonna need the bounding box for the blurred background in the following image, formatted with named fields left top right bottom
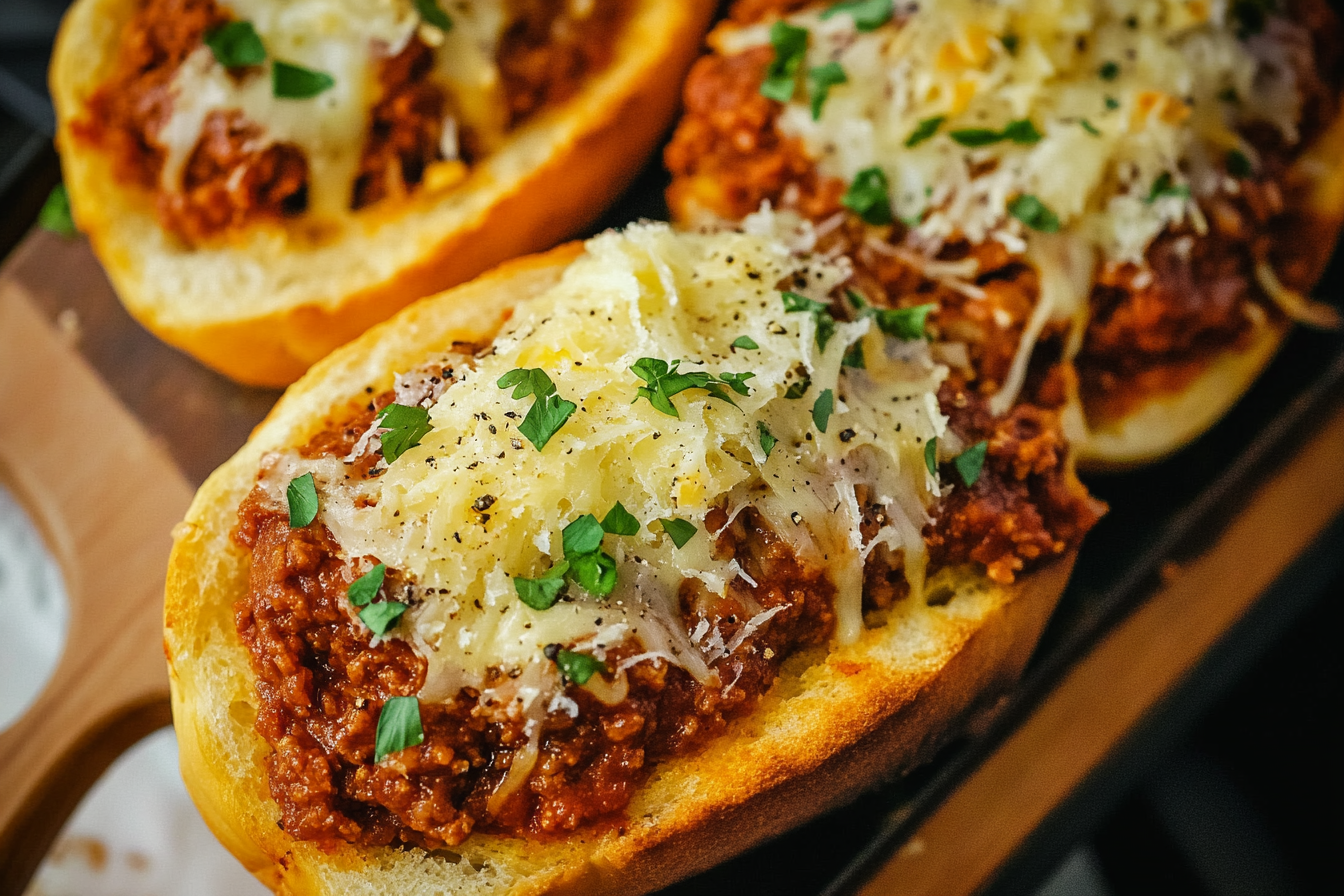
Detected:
left=2, top=1, right=1341, bottom=894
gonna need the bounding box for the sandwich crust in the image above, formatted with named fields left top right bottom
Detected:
left=51, top=0, right=716, bottom=386
left=166, top=239, right=1088, bottom=894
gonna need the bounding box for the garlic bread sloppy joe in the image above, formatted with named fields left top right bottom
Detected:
left=166, top=224, right=1099, bottom=894
left=666, top=0, right=1344, bottom=468
left=52, top=0, right=716, bottom=385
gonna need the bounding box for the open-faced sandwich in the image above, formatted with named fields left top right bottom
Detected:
left=51, top=0, right=716, bottom=385
left=665, top=0, right=1344, bottom=469
left=165, top=222, right=1101, bottom=894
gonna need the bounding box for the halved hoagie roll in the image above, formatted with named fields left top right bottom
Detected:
left=165, top=223, right=1100, bottom=894
left=51, top=0, right=716, bottom=386
left=664, top=0, right=1344, bottom=471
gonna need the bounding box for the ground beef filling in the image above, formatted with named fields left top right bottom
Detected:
left=663, top=0, right=1341, bottom=418
left=80, top=0, right=628, bottom=240
left=234, top=356, right=1098, bottom=848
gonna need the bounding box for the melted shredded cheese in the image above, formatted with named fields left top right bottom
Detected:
left=256, top=223, right=949, bottom=711
left=158, top=0, right=511, bottom=221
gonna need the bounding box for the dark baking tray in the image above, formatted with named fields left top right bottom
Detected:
left=5, top=112, right=1344, bottom=896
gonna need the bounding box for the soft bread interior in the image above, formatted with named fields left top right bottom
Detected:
left=165, top=242, right=1082, bottom=896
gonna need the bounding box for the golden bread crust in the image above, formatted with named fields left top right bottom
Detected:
left=51, top=0, right=717, bottom=386
left=165, top=242, right=1082, bottom=895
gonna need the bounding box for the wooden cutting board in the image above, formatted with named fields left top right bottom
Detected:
left=0, top=228, right=277, bottom=895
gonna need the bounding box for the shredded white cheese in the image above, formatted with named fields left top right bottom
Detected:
left=257, top=223, right=950, bottom=706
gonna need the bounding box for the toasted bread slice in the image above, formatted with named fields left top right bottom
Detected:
left=166, top=229, right=1088, bottom=895
left=51, top=0, right=715, bottom=386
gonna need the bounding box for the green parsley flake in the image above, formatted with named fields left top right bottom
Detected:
left=1008, top=194, right=1060, bottom=233
left=732, top=335, right=759, bottom=351
left=949, top=119, right=1040, bottom=148
left=758, top=421, right=777, bottom=458
left=630, top=358, right=745, bottom=418
left=1147, top=172, right=1190, bottom=203
left=954, top=440, right=989, bottom=487
left=871, top=303, right=935, bottom=340
left=562, top=514, right=618, bottom=596
left=1001, top=34, right=1019, bottom=55
left=497, top=367, right=577, bottom=450
left=375, top=403, right=433, bottom=464
left=1226, top=149, right=1253, bottom=178
left=1099, top=61, right=1120, bottom=81
left=812, top=389, right=835, bottom=433
left=601, top=502, right=641, bottom=537
left=359, top=601, right=407, bottom=636
left=808, top=61, right=847, bottom=119
left=905, top=115, right=945, bottom=148
left=514, top=561, right=569, bottom=610
left=374, top=696, right=423, bottom=762
left=1079, top=119, right=1102, bottom=137
left=38, top=184, right=77, bottom=238
left=562, top=514, right=604, bottom=555
left=413, top=0, right=453, bottom=30
left=1104, top=95, right=1120, bottom=111
left=781, top=290, right=839, bottom=350
left=554, top=648, right=606, bottom=686
left=286, top=473, right=318, bottom=528
left=842, top=339, right=866, bottom=369
left=272, top=60, right=334, bottom=99
left=348, top=563, right=386, bottom=607
left=841, top=166, right=893, bottom=225
left=820, top=0, right=895, bottom=31
left=658, top=517, right=698, bottom=549
left=784, top=376, right=812, bottom=400
left=204, top=20, right=266, bottom=68
left=924, top=437, right=938, bottom=477
left=761, top=21, right=809, bottom=103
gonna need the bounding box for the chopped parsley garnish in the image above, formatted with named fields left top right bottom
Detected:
left=374, top=696, right=423, bottom=762
left=630, top=358, right=747, bottom=418
left=1226, top=149, right=1253, bottom=178
left=761, top=21, right=810, bottom=103
left=821, top=0, right=895, bottom=31
left=949, top=119, right=1041, bottom=148
left=562, top=514, right=617, bottom=596
left=781, top=290, right=839, bottom=350
left=272, top=60, right=335, bottom=99
left=348, top=563, right=387, bottom=607
left=38, top=184, right=76, bottom=238
left=1104, top=95, right=1121, bottom=111
left=732, top=335, right=760, bottom=351
left=758, top=421, right=777, bottom=458
left=497, top=368, right=577, bottom=450
left=808, top=61, right=848, bottom=119
left=553, top=648, right=607, bottom=686
left=905, top=115, right=945, bottom=147
left=204, top=20, right=266, bottom=68
left=924, top=437, right=939, bottom=477
left=812, top=389, right=835, bottom=433
left=1008, top=194, right=1061, bottom=233
left=514, top=562, right=569, bottom=610
left=598, top=502, right=638, bottom=537
left=1147, top=172, right=1190, bottom=203
left=359, top=601, right=407, bottom=636
left=413, top=0, right=453, bottom=30
left=842, top=339, right=866, bottom=369
left=841, top=166, right=893, bottom=225
left=1001, top=33, right=1019, bottom=55
left=784, top=376, right=812, bottom=399
left=1079, top=118, right=1102, bottom=137
left=954, top=440, right=989, bottom=487
left=658, top=517, right=698, bottom=549
left=871, top=303, right=935, bottom=340
left=1099, top=61, right=1120, bottom=81
left=1217, top=86, right=1240, bottom=104
left=286, top=473, right=318, bottom=528
left=375, top=403, right=433, bottom=464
